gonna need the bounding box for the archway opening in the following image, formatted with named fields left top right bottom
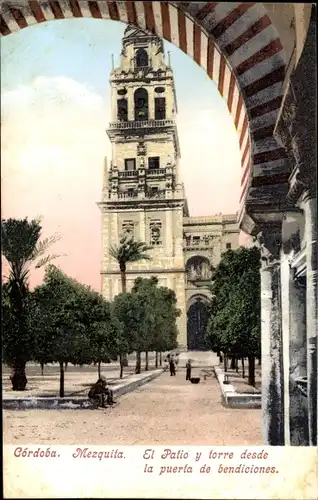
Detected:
left=1, top=2, right=289, bottom=343
left=135, top=47, right=149, bottom=68
left=187, top=296, right=210, bottom=351
left=134, top=87, right=149, bottom=121
left=0, top=1, right=289, bottom=219
left=186, top=256, right=212, bottom=285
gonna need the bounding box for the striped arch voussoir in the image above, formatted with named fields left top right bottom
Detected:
left=0, top=0, right=288, bottom=208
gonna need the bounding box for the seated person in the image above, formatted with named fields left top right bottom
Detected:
left=88, top=376, right=115, bottom=408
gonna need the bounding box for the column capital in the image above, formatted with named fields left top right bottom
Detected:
left=257, top=222, right=282, bottom=266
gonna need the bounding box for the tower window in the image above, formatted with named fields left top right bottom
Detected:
left=155, top=97, right=166, bottom=120
left=148, top=186, right=159, bottom=198
left=148, top=157, right=160, bottom=170
left=125, top=158, right=136, bottom=171
left=226, top=243, right=232, bottom=249
left=117, top=98, right=128, bottom=121
left=149, top=219, right=162, bottom=246
left=193, top=236, right=200, bottom=246
left=134, top=88, right=149, bottom=121
left=121, top=220, right=135, bottom=237
left=135, top=48, right=148, bottom=68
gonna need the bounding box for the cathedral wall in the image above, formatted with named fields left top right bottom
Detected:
left=221, top=231, right=240, bottom=252
left=101, top=206, right=185, bottom=273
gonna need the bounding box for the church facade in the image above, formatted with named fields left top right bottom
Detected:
left=98, top=26, right=239, bottom=350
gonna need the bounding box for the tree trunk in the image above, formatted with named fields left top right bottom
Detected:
left=235, top=357, right=239, bottom=372
left=11, top=361, right=27, bottom=391
left=64, top=361, right=68, bottom=372
left=242, top=357, right=245, bottom=379
left=224, top=355, right=227, bottom=373
left=159, top=352, right=162, bottom=366
left=230, top=356, right=236, bottom=369
left=119, top=354, right=124, bottom=379
left=219, top=353, right=223, bottom=363
left=120, top=266, right=126, bottom=294
left=135, top=351, right=141, bottom=374
left=122, top=353, right=129, bottom=367
left=258, top=358, right=261, bottom=366
left=59, top=361, right=65, bottom=397
left=98, top=360, right=101, bottom=379
left=247, top=356, right=255, bottom=386
left=40, top=361, right=44, bottom=376
left=155, top=352, right=158, bottom=368
left=145, top=351, right=149, bottom=371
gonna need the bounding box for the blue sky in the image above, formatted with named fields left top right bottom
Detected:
left=2, top=19, right=224, bottom=110
left=1, top=18, right=242, bottom=289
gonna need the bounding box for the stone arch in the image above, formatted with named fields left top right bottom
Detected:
left=186, top=293, right=210, bottom=351
left=117, top=97, right=128, bottom=121
left=1, top=1, right=306, bottom=216
left=134, top=87, right=149, bottom=121
left=186, top=255, right=212, bottom=282
left=135, top=47, right=149, bottom=67
left=187, top=293, right=210, bottom=311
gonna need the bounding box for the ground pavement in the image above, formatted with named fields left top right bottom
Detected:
left=3, top=366, right=262, bottom=445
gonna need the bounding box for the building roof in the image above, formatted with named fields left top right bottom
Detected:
left=123, top=24, right=159, bottom=42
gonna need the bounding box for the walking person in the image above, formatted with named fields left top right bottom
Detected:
left=186, top=359, right=192, bottom=381
left=169, top=357, right=176, bottom=376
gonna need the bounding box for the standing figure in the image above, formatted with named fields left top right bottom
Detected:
left=186, top=359, right=192, bottom=381
left=175, top=353, right=180, bottom=368
left=169, top=358, right=176, bottom=376
left=88, top=376, right=114, bottom=408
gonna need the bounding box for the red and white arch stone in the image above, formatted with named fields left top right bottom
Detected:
left=0, top=1, right=288, bottom=211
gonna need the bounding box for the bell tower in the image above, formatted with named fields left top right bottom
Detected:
left=98, top=25, right=188, bottom=348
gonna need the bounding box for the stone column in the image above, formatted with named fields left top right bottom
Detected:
left=281, top=211, right=308, bottom=445
left=303, top=191, right=317, bottom=446
left=289, top=275, right=308, bottom=444
left=258, top=224, right=285, bottom=445
left=148, top=87, right=155, bottom=120
left=128, top=88, right=134, bottom=121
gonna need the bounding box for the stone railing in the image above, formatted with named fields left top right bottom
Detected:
left=118, top=192, right=138, bottom=199
left=108, top=119, right=175, bottom=130
left=147, top=190, right=166, bottom=199
left=118, top=171, right=137, bottom=178
left=147, top=168, right=166, bottom=176
left=183, top=244, right=213, bottom=251
left=112, top=190, right=187, bottom=201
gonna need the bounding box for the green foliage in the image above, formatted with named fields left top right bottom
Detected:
left=1, top=218, right=62, bottom=284
left=1, top=218, right=62, bottom=372
left=112, top=277, right=180, bottom=359
left=32, top=265, right=121, bottom=367
left=109, top=234, right=152, bottom=272
left=205, top=246, right=261, bottom=358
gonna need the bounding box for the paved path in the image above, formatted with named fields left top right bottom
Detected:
left=3, top=369, right=262, bottom=445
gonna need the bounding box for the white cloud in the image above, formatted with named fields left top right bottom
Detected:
left=1, top=76, right=109, bottom=179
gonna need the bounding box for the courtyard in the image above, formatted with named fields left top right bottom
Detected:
left=3, top=368, right=262, bottom=445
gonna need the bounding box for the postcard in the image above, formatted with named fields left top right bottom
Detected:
left=2, top=1, right=317, bottom=499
